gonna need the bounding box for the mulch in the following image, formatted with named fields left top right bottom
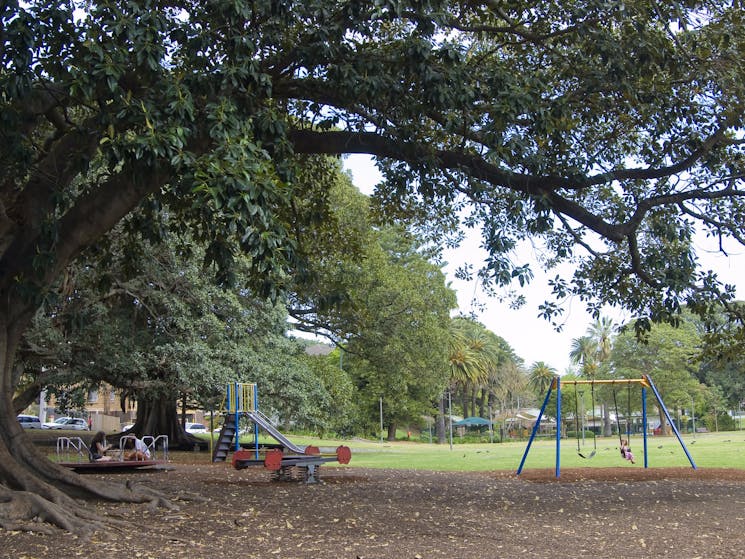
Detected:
left=510, top=465, right=745, bottom=482
left=3, top=463, right=745, bottom=558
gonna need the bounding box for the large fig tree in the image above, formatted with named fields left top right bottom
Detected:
left=2, top=0, right=744, bottom=533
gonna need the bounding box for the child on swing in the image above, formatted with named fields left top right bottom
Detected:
left=620, top=439, right=635, bottom=464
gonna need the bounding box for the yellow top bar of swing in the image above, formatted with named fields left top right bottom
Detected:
left=550, top=377, right=651, bottom=389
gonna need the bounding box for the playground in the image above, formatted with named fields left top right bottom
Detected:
left=3, top=454, right=745, bottom=558
left=7, top=381, right=745, bottom=557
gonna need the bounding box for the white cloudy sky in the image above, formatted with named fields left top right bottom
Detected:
left=343, top=155, right=745, bottom=372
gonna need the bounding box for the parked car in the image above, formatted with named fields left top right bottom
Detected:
left=42, top=417, right=88, bottom=430
left=17, top=414, right=42, bottom=429
left=185, top=422, right=207, bottom=434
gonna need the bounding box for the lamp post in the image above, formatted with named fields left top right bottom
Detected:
left=488, top=405, right=494, bottom=444
left=580, top=391, right=586, bottom=445
left=379, top=396, right=383, bottom=445
left=448, top=390, right=453, bottom=451
left=691, top=397, right=696, bottom=439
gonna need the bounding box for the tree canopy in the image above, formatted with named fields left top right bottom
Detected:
left=2, top=0, right=745, bottom=535
left=4, top=1, right=745, bottom=330
left=610, top=318, right=716, bottom=433
left=16, top=220, right=329, bottom=444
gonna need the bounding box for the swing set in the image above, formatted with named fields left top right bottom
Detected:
left=517, top=374, right=696, bottom=478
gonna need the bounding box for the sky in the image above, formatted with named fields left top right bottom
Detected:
left=343, top=155, right=745, bottom=373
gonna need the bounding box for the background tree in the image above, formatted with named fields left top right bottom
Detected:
left=442, top=317, right=509, bottom=443
left=18, top=224, right=322, bottom=446
left=447, top=317, right=503, bottom=419
left=3, top=0, right=745, bottom=533
left=611, top=319, right=715, bottom=435
left=341, top=226, right=456, bottom=440
left=527, top=361, right=559, bottom=429
left=277, top=158, right=457, bottom=440
left=478, top=334, right=523, bottom=419
left=300, top=347, right=357, bottom=438
left=692, top=304, right=745, bottom=413
left=528, top=361, right=558, bottom=398
left=569, top=317, right=617, bottom=435
left=569, top=336, right=599, bottom=377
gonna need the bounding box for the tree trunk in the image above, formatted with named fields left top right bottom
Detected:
left=602, top=403, right=612, bottom=436
left=128, top=394, right=201, bottom=450
left=461, top=385, right=469, bottom=418
left=478, top=389, right=488, bottom=419
left=0, top=126, right=178, bottom=534
left=657, top=405, right=669, bottom=435
left=387, top=422, right=397, bottom=441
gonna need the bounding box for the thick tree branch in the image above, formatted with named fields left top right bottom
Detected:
left=289, top=129, right=629, bottom=241
left=1, top=160, right=174, bottom=337
left=590, top=120, right=735, bottom=184
left=622, top=180, right=745, bottom=237
left=289, top=128, right=744, bottom=246
left=446, top=1, right=595, bottom=43
left=626, top=234, right=662, bottom=289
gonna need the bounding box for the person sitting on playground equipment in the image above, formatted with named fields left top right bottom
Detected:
left=620, top=439, right=635, bottom=464
left=123, top=436, right=151, bottom=461
left=90, top=431, right=113, bottom=462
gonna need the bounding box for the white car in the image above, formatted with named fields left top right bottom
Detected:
left=42, top=417, right=88, bottom=430
left=185, top=422, right=207, bottom=434
left=17, top=414, right=42, bottom=429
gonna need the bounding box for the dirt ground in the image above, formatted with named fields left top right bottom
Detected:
left=3, top=462, right=745, bottom=559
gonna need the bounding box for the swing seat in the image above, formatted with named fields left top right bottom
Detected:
left=577, top=449, right=596, bottom=459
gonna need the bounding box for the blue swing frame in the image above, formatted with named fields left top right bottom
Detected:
left=517, top=374, right=696, bottom=478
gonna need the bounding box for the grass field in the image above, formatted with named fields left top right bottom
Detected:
left=42, top=429, right=745, bottom=472
left=275, top=430, right=745, bottom=472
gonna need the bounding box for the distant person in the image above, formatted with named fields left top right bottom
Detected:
left=90, top=431, right=113, bottom=462
left=620, top=439, right=635, bottom=464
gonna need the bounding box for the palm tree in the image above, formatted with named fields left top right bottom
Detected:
left=571, top=318, right=616, bottom=374
left=448, top=318, right=493, bottom=416
left=448, top=325, right=488, bottom=390
left=462, top=325, right=508, bottom=418
left=569, top=335, right=599, bottom=377
left=440, top=317, right=503, bottom=442
left=528, top=361, right=558, bottom=396
left=588, top=317, right=615, bottom=362
left=570, top=317, right=617, bottom=435
left=491, top=360, right=529, bottom=413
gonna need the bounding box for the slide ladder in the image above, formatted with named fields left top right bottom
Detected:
left=212, top=413, right=238, bottom=462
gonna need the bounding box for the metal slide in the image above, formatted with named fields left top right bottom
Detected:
left=245, top=410, right=306, bottom=454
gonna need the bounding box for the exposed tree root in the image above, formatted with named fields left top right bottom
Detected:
left=0, top=410, right=201, bottom=535
left=0, top=452, right=185, bottom=535
left=0, top=477, right=186, bottom=535
left=0, top=486, right=106, bottom=536
left=125, top=479, right=209, bottom=505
